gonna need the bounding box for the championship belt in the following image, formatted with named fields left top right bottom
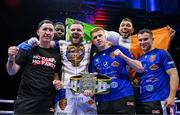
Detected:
left=70, top=73, right=111, bottom=94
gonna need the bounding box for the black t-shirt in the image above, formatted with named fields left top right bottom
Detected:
left=15, top=46, right=61, bottom=98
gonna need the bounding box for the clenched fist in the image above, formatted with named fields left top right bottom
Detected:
left=8, top=46, right=19, bottom=61
left=113, top=49, right=126, bottom=59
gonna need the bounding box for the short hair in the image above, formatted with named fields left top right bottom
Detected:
left=90, top=27, right=105, bottom=37
left=72, top=20, right=81, bottom=24
left=54, top=22, right=65, bottom=27
left=70, top=20, right=84, bottom=28
left=38, top=20, right=53, bottom=29
left=137, top=29, right=153, bottom=37
left=121, top=18, right=132, bottom=23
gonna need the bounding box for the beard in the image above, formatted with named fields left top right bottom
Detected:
left=121, top=33, right=131, bottom=39
left=70, top=37, right=82, bottom=45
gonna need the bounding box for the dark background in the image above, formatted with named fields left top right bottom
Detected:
left=0, top=0, right=180, bottom=107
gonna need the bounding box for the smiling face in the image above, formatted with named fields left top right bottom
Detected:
left=138, top=32, right=153, bottom=53
left=118, top=20, right=134, bottom=39
left=70, top=24, right=84, bottom=45
left=37, top=23, right=54, bottom=48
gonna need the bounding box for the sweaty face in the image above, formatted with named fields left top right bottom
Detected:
left=119, top=21, right=134, bottom=39
left=138, top=32, right=153, bottom=53
left=70, top=24, right=84, bottom=45
left=54, top=24, right=65, bottom=38
left=91, top=30, right=107, bottom=49
left=37, top=23, right=54, bottom=46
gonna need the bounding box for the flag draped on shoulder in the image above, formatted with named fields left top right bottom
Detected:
left=130, top=26, right=174, bottom=59
left=66, top=18, right=174, bottom=59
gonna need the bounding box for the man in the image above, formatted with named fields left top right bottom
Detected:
left=106, top=18, right=134, bottom=49
left=53, top=21, right=97, bottom=115
left=106, top=18, right=140, bottom=103
left=107, top=18, right=176, bottom=59
left=6, top=20, right=62, bottom=114
left=136, top=29, right=179, bottom=114
left=89, top=27, right=144, bottom=114
left=104, top=18, right=140, bottom=84
left=17, top=21, right=66, bottom=53
left=107, top=18, right=176, bottom=102
left=17, top=21, right=97, bottom=115
left=54, top=22, right=65, bottom=40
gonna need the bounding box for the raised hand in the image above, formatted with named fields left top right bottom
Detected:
left=28, top=37, right=39, bottom=47
left=114, top=49, right=126, bottom=59
left=8, top=46, right=19, bottom=61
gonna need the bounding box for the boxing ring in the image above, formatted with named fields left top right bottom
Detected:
left=0, top=99, right=14, bottom=114
left=0, top=99, right=180, bottom=114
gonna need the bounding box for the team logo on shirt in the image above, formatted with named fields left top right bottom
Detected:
left=110, top=52, right=115, bottom=58
left=111, top=61, right=119, bottom=67
left=149, top=55, right=156, bottom=62
left=149, top=64, right=158, bottom=70
left=58, top=98, right=67, bottom=110
left=83, top=99, right=96, bottom=113
left=86, top=99, right=94, bottom=106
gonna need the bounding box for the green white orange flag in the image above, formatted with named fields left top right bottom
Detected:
left=130, top=26, right=174, bottom=59
left=66, top=18, right=174, bottom=59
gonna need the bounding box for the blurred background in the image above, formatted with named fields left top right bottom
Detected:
left=0, top=0, right=180, bottom=112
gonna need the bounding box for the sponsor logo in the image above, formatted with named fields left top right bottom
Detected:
left=168, top=61, right=174, bottom=65
left=145, top=85, right=154, bottom=91
left=111, top=75, right=120, bottom=79
left=111, top=82, right=118, bottom=88
left=95, top=58, right=100, bottom=63
left=56, top=112, right=68, bottom=115
left=152, top=110, right=160, bottom=114
left=127, top=102, right=134, bottom=106
left=146, top=77, right=159, bottom=83
left=103, top=61, right=109, bottom=67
